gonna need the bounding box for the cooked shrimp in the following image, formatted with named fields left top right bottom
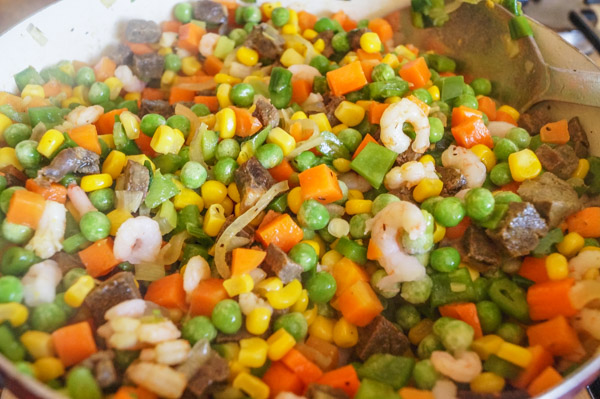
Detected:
left=288, top=64, right=321, bottom=84
left=569, top=280, right=600, bottom=310
left=126, top=362, right=187, bottom=399
left=384, top=161, right=438, bottom=190
left=113, top=216, right=163, bottom=264
left=569, top=250, right=600, bottom=280
left=183, top=255, right=211, bottom=298
left=573, top=308, right=600, bottom=340
left=115, top=65, right=145, bottom=93
left=432, top=379, right=458, bottom=399
left=238, top=292, right=272, bottom=315
left=67, top=184, right=97, bottom=216
left=441, top=145, right=486, bottom=188
left=431, top=351, right=482, bottom=383
left=137, top=320, right=181, bottom=344
left=21, top=260, right=62, bottom=307
left=199, top=33, right=220, bottom=57
left=105, top=299, right=147, bottom=321
left=380, top=98, right=431, bottom=154
left=338, top=172, right=372, bottom=192
left=155, top=339, right=191, bottom=365
left=66, top=105, right=104, bottom=127
left=367, top=201, right=427, bottom=288
left=25, top=200, right=66, bottom=259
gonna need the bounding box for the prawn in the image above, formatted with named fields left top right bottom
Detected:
left=288, top=64, right=321, bottom=84
left=66, top=105, right=104, bottom=127
left=380, top=98, right=430, bottom=154
left=25, top=200, right=66, bottom=259
left=67, top=184, right=97, bottom=216
left=441, top=145, right=486, bottom=188
left=137, top=320, right=181, bottom=344
left=573, top=308, right=600, bottom=340
left=338, top=172, right=372, bottom=193
left=183, top=255, right=211, bottom=298
left=367, top=201, right=427, bottom=289
left=126, top=362, right=187, bottom=399
left=199, top=33, right=220, bottom=57
left=115, top=65, right=145, bottom=93
left=431, top=351, right=482, bottom=383
left=21, top=260, right=62, bottom=307
left=384, top=161, right=438, bottom=190
left=568, top=250, right=600, bottom=280
left=105, top=299, right=147, bottom=321
left=113, top=216, right=162, bottom=264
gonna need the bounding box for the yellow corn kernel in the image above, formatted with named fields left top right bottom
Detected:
left=471, top=335, right=504, bottom=360
left=158, top=47, right=173, bottom=56
left=201, top=180, right=228, bottom=206
left=0, top=303, right=28, bottom=327
left=291, top=289, right=309, bottom=313
left=508, top=149, right=541, bottom=182
left=228, top=183, right=241, bottom=203
left=265, top=279, right=302, bottom=309
left=557, top=232, right=585, bottom=258
left=496, top=341, right=532, bottom=368
left=256, top=277, right=283, bottom=295
left=120, top=110, right=141, bottom=140
left=291, top=111, right=308, bottom=120
left=360, top=32, right=382, bottom=54
left=215, top=107, right=236, bottom=139
left=413, top=178, right=444, bottom=203
left=233, top=372, right=270, bottom=399
left=0, top=147, right=23, bottom=171
left=126, top=154, right=155, bottom=171
left=382, top=53, right=400, bottom=69
left=238, top=337, right=269, bottom=368
left=470, top=144, right=497, bottom=172
left=203, top=203, right=227, bottom=237
left=288, top=9, right=299, bottom=26
left=459, top=262, right=480, bottom=281
left=267, top=328, right=296, bottom=361
left=104, top=77, right=123, bottom=100
left=312, top=38, right=325, bottom=53
left=81, top=173, right=113, bottom=192
left=333, top=318, right=359, bottom=348
left=347, top=190, right=364, bottom=200
left=21, top=84, right=45, bottom=99
left=395, top=45, right=417, bottom=60
left=419, top=154, right=436, bottom=166
left=545, top=252, right=569, bottom=280
left=470, top=372, right=505, bottom=394
left=98, top=134, right=115, bottom=149
left=267, top=127, right=296, bottom=156
left=584, top=268, right=599, bottom=280
left=107, top=208, right=133, bottom=236
left=222, top=196, right=234, bottom=216
left=0, top=114, right=12, bottom=138
left=385, top=96, right=402, bottom=104
left=20, top=331, right=55, bottom=359
left=433, top=221, right=446, bottom=243
left=287, top=186, right=303, bottom=214
left=303, top=306, right=318, bottom=326
left=301, top=240, right=321, bottom=257
left=261, top=1, right=282, bottom=18
left=246, top=307, right=272, bottom=336
left=333, top=158, right=351, bottom=173
left=64, top=275, right=95, bottom=308
left=345, top=199, right=372, bottom=215
left=124, top=92, right=141, bottom=102
left=161, top=69, right=177, bottom=87
left=498, top=105, right=520, bottom=122
left=237, top=46, right=259, bottom=67
left=332, top=124, right=348, bottom=135
left=102, top=151, right=126, bottom=180
left=150, top=125, right=185, bottom=155
left=303, top=28, right=318, bottom=40
left=408, top=319, right=434, bottom=345
left=309, top=113, right=332, bottom=133
left=37, top=129, right=65, bottom=158
left=34, top=357, right=65, bottom=382
left=309, top=316, right=335, bottom=342
left=427, top=85, right=441, bottom=102
left=579, top=246, right=600, bottom=253
left=181, top=56, right=201, bottom=76
left=229, top=360, right=250, bottom=381
left=215, top=73, right=242, bottom=85
left=173, top=188, right=204, bottom=211
left=224, top=274, right=255, bottom=297
left=279, top=48, right=303, bottom=68
left=321, top=249, right=343, bottom=267
left=572, top=158, right=590, bottom=180
left=334, top=101, right=365, bottom=127
left=72, top=85, right=89, bottom=104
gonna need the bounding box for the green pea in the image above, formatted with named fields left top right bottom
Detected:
left=401, top=274, right=433, bottom=304
left=67, top=366, right=102, bottom=399
left=298, top=199, right=330, bottom=230
left=88, top=188, right=115, bottom=213
left=433, top=197, right=465, bottom=227
left=31, top=303, right=67, bottom=332
left=420, top=196, right=443, bottom=215
left=289, top=243, right=318, bottom=272
left=231, top=83, right=255, bottom=108
left=413, top=359, right=440, bottom=390
left=79, top=211, right=111, bottom=242
left=331, top=32, right=350, bottom=53
left=15, top=140, right=41, bottom=169
left=338, top=128, right=362, bottom=153
left=174, top=2, right=193, bottom=23
left=430, top=247, right=460, bottom=273
left=1, top=247, right=38, bottom=276
left=0, top=276, right=23, bottom=303
left=529, top=134, right=543, bottom=151
left=273, top=312, right=308, bottom=341
left=191, top=103, right=210, bottom=117
left=271, top=7, right=290, bottom=27
left=428, top=117, right=444, bottom=143
left=395, top=304, right=421, bottom=331
left=462, top=83, right=475, bottom=97
left=211, top=299, right=242, bottom=334
left=490, top=162, right=513, bottom=186
left=182, top=316, right=218, bottom=344
left=244, top=22, right=258, bottom=33
left=349, top=213, right=370, bottom=239
left=216, top=138, right=241, bottom=160
left=314, top=17, right=337, bottom=32
left=60, top=173, right=80, bottom=187
left=201, top=129, right=219, bottom=162
left=256, top=143, right=283, bottom=169
left=506, top=127, right=531, bottom=149
left=309, top=55, right=330, bottom=75
left=453, top=94, right=478, bottom=109
left=242, top=6, right=262, bottom=23
left=412, top=88, right=433, bottom=105
left=371, top=193, right=400, bottom=215
left=476, top=300, right=502, bottom=334
left=54, top=292, right=77, bottom=319
left=167, top=115, right=191, bottom=137
left=15, top=361, right=36, bottom=378
left=214, top=158, right=238, bottom=185
left=141, top=113, right=167, bottom=137
left=470, top=78, right=492, bottom=96
left=88, top=82, right=110, bottom=105
left=180, top=161, right=207, bottom=189
left=62, top=268, right=88, bottom=290
left=434, top=318, right=474, bottom=353
left=164, top=53, right=182, bottom=72
left=0, top=325, right=25, bottom=362
left=494, top=138, right=519, bottom=161
left=2, top=220, right=34, bottom=245
left=465, top=187, right=495, bottom=221
left=305, top=271, right=337, bottom=303
left=371, top=63, right=395, bottom=82
left=75, top=66, right=96, bottom=87
left=293, top=151, right=317, bottom=172
left=229, top=28, right=248, bottom=47
left=418, top=334, right=444, bottom=359
left=4, top=123, right=32, bottom=147
left=496, top=322, right=525, bottom=345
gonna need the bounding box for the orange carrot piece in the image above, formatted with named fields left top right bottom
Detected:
left=356, top=49, right=383, bottom=62
left=231, top=106, right=262, bottom=137
left=6, top=189, right=46, bottom=229
left=79, top=237, right=120, bottom=277
left=518, top=256, right=549, bottom=284
left=126, top=41, right=154, bottom=55
left=398, top=387, right=435, bottom=399
left=495, top=110, right=517, bottom=126
left=281, top=348, right=323, bottom=386
left=298, top=164, right=343, bottom=204
left=262, top=361, right=304, bottom=398
left=337, top=280, right=383, bottom=327
left=52, top=321, right=98, bottom=367
left=527, top=278, right=577, bottom=321
left=268, top=158, right=295, bottom=183
left=43, top=80, right=62, bottom=97
left=368, top=102, right=390, bottom=125
left=193, top=96, right=219, bottom=112
left=169, top=86, right=196, bottom=105
left=291, top=79, right=312, bottom=105
left=445, top=216, right=471, bottom=240
left=145, top=273, right=187, bottom=311
left=94, top=56, right=116, bottom=82
left=298, top=11, right=318, bottom=31
left=189, top=278, right=229, bottom=316
left=68, top=124, right=102, bottom=155
left=95, top=108, right=127, bottom=135
left=439, top=302, right=483, bottom=339
left=114, top=386, right=158, bottom=399
left=360, top=59, right=380, bottom=83
left=527, top=366, right=563, bottom=397
left=177, top=23, right=205, bottom=54
left=399, top=57, right=431, bottom=89
left=451, top=116, right=494, bottom=149
left=316, top=365, right=361, bottom=397
left=161, top=20, right=182, bottom=33
left=134, top=131, right=157, bottom=158
left=255, top=213, right=304, bottom=253
left=367, top=239, right=383, bottom=260
left=451, top=105, right=484, bottom=128
left=331, top=257, right=369, bottom=296
left=289, top=121, right=315, bottom=142
left=331, top=10, right=357, bottom=32
left=498, top=180, right=521, bottom=194
left=526, top=315, right=582, bottom=356
left=368, top=18, right=394, bottom=43
left=566, top=207, right=600, bottom=238
left=512, top=345, right=554, bottom=390
left=203, top=55, right=224, bottom=76
left=256, top=210, right=281, bottom=232
left=142, top=87, right=165, bottom=101
left=539, top=119, right=569, bottom=144
left=231, top=248, right=266, bottom=276
left=25, top=179, right=67, bottom=204
left=326, top=61, right=368, bottom=97
left=477, top=96, right=497, bottom=121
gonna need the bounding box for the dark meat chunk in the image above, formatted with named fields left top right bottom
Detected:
left=215, top=326, right=269, bottom=343
left=132, top=53, right=165, bottom=81
left=37, top=147, right=100, bottom=182
left=192, top=1, right=228, bottom=26
left=0, top=165, right=27, bottom=187
left=315, top=30, right=335, bottom=58
left=109, top=44, right=133, bottom=66
left=347, top=28, right=369, bottom=51
left=388, top=186, right=415, bottom=203
left=306, top=383, right=350, bottom=399
left=122, top=160, right=150, bottom=198
left=517, top=172, right=580, bottom=228
left=51, top=252, right=85, bottom=274
left=437, top=166, right=467, bottom=196
left=457, top=389, right=528, bottom=399
left=234, top=157, right=275, bottom=212
left=125, top=19, right=161, bottom=43
left=139, top=99, right=173, bottom=118
left=80, top=350, right=118, bottom=388
left=485, top=202, right=548, bottom=257
left=216, top=215, right=255, bottom=247
left=355, top=315, right=410, bottom=361
left=517, top=107, right=550, bottom=135
left=253, top=97, right=280, bottom=128
left=535, top=144, right=579, bottom=180
left=186, top=351, right=229, bottom=397
left=396, top=147, right=421, bottom=166
left=84, top=272, right=141, bottom=326
left=244, top=24, right=285, bottom=60
left=322, top=93, right=345, bottom=126
left=568, top=116, right=590, bottom=158
left=263, top=243, right=303, bottom=284
left=459, top=225, right=502, bottom=271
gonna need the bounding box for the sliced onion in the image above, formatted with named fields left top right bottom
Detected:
left=188, top=122, right=211, bottom=174
left=116, top=190, right=144, bottom=213
left=229, top=62, right=257, bottom=79
left=175, top=103, right=200, bottom=145
left=135, top=262, right=166, bottom=281
left=173, top=80, right=217, bottom=92
left=27, top=23, right=48, bottom=46
left=488, top=121, right=515, bottom=138
left=158, top=231, right=190, bottom=265
left=288, top=64, right=321, bottom=84
left=176, top=340, right=211, bottom=380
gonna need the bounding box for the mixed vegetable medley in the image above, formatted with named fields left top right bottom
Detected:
left=1, top=0, right=600, bottom=398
